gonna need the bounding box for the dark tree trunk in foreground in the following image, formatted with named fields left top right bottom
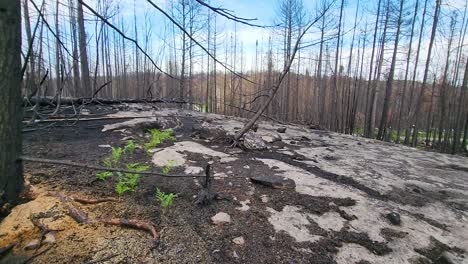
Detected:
left=0, top=0, right=23, bottom=209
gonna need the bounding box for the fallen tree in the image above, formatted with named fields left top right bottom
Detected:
left=24, top=96, right=196, bottom=107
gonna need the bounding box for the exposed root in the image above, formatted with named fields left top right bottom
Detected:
left=46, top=192, right=159, bottom=242
left=48, top=192, right=117, bottom=205
left=98, top=218, right=159, bottom=242
left=67, top=203, right=91, bottom=224
left=30, top=208, right=64, bottom=252
left=69, top=195, right=118, bottom=205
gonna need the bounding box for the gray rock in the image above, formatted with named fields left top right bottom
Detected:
left=261, top=135, right=275, bottom=143
left=386, top=212, right=401, bottom=225
left=292, top=154, right=306, bottom=161
left=292, top=136, right=311, bottom=141
left=243, top=132, right=267, bottom=150
left=43, top=232, right=56, bottom=244
left=232, top=236, right=245, bottom=245
left=262, top=134, right=283, bottom=143
left=277, top=127, right=287, bottom=133
left=212, top=212, right=231, bottom=225
left=273, top=134, right=282, bottom=142
left=24, top=239, right=40, bottom=250
left=250, top=175, right=296, bottom=189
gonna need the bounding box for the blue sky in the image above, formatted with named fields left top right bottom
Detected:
left=26, top=0, right=468, bottom=81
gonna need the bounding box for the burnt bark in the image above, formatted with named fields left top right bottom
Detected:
left=0, top=0, right=23, bottom=208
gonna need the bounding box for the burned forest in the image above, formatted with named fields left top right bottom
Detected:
left=1, top=0, right=468, bottom=263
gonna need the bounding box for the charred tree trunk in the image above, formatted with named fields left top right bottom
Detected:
left=77, top=1, right=91, bottom=97
left=396, top=0, right=419, bottom=143
left=412, top=0, right=441, bottom=147
left=0, top=0, right=23, bottom=209
left=377, top=0, right=403, bottom=140
left=452, top=59, right=468, bottom=153
left=364, top=0, right=382, bottom=138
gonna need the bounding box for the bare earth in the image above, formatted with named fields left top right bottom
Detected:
left=1, top=104, right=467, bottom=264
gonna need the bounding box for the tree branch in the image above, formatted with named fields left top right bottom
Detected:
left=78, top=0, right=175, bottom=79
left=19, top=156, right=205, bottom=178
left=233, top=3, right=333, bottom=142
left=146, top=0, right=255, bottom=84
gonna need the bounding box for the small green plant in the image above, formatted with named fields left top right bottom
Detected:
left=103, top=146, right=124, bottom=168
left=124, top=140, right=136, bottom=154
left=144, top=129, right=176, bottom=152
left=161, top=160, right=176, bottom=175
left=127, top=162, right=150, bottom=172
left=115, top=172, right=132, bottom=196
left=155, top=188, right=177, bottom=213
left=114, top=163, right=150, bottom=196
left=96, top=171, right=113, bottom=181
left=115, top=171, right=137, bottom=196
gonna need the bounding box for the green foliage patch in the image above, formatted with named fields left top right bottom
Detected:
left=144, top=129, right=176, bottom=152
left=155, top=188, right=177, bottom=213
left=103, top=146, right=124, bottom=168
left=123, top=140, right=136, bottom=154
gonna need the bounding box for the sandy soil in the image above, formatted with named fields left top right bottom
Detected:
left=1, top=104, right=467, bottom=264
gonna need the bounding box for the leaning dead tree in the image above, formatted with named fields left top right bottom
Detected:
left=233, top=5, right=332, bottom=143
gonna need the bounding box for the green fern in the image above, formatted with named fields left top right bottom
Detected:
left=127, top=162, right=150, bottom=172
left=123, top=140, right=136, bottom=154
left=96, top=171, right=113, bottom=181
left=155, top=188, right=177, bottom=211
left=115, top=180, right=132, bottom=196
left=144, top=129, right=176, bottom=152
left=114, top=163, right=150, bottom=196
left=103, top=146, right=124, bottom=168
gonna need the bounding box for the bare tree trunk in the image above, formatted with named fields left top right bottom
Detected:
left=317, top=10, right=326, bottom=126
left=213, top=15, right=217, bottom=113
left=77, top=1, right=91, bottom=97
left=412, top=0, right=441, bottom=147
left=452, top=59, right=468, bottom=153
left=437, top=14, right=456, bottom=150
left=368, top=0, right=390, bottom=139
left=234, top=15, right=320, bottom=141
left=23, top=0, right=36, bottom=97
left=462, top=113, right=468, bottom=152
left=345, top=0, right=360, bottom=134
left=425, top=77, right=437, bottom=146
left=404, top=0, right=429, bottom=144
left=396, top=0, right=419, bottom=143
left=52, top=0, right=62, bottom=115
left=223, top=40, right=227, bottom=115
left=0, top=0, right=23, bottom=208
left=133, top=0, right=140, bottom=98
left=206, top=10, right=211, bottom=112
left=331, top=0, right=344, bottom=131
left=377, top=0, right=403, bottom=140
left=179, top=0, right=187, bottom=102
left=364, top=0, right=382, bottom=138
